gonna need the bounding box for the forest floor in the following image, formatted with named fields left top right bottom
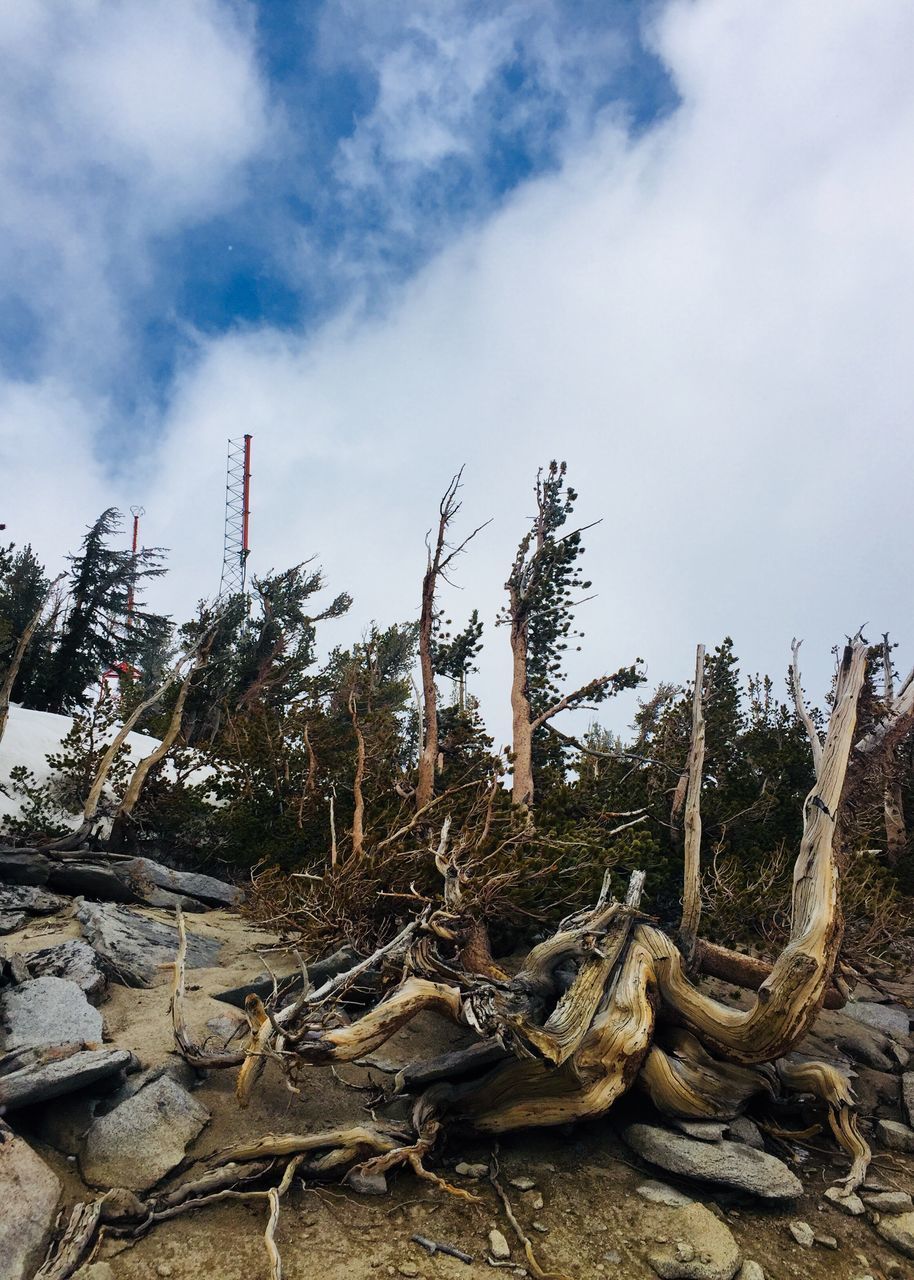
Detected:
left=5, top=904, right=914, bottom=1280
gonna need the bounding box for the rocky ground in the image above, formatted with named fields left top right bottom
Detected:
left=3, top=868, right=914, bottom=1280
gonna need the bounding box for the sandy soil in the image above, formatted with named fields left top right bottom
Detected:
left=6, top=905, right=914, bottom=1280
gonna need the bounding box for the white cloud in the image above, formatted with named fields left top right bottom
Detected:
left=0, top=0, right=269, bottom=379
left=5, top=0, right=914, bottom=747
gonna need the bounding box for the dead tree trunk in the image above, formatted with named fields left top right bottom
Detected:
left=349, top=692, right=366, bottom=859
left=416, top=469, right=488, bottom=811
left=0, top=574, right=64, bottom=744
left=882, top=634, right=908, bottom=866
left=679, top=644, right=705, bottom=965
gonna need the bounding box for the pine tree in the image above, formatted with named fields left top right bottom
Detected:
left=0, top=543, right=51, bottom=704
left=33, top=509, right=166, bottom=713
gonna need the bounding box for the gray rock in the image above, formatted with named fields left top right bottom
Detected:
left=0, top=884, right=67, bottom=915
left=81, top=1074, right=210, bottom=1190
left=877, top=1119, right=914, bottom=1153
left=118, top=858, right=241, bottom=908
left=212, top=944, right=362, bottom=1009
left=0, top=911, right=26, bottom=933
left=863, top=1190, right=913, bottom=1214
left=24, top=939, right=107, bottom=1004
left=73, top=1265, right=116, bottom=1280
left=736, top=1264, right=764, bottom=1280
left=509, top=1175, right=536, bottom=1190
left=488, top=1228, right=510, bottom=1260
left=0, top=850, right=51, bottom=885
left=844, top=1001, right=910, bottom=1039
left=76, top=899, right=221, bottom=987
left=727, top=1118, right=764, bottom=1150
left=48, top=861, right=136, bottom=902
left=875, top=1210, right=914, bottom=1259
left=1, top=976, right=103, bottom=1050
left=345, top=1165, right=388, bottom=1195
left=823, top=1186, right=864, bottom=1215
left=902, top=1072, right=914, bottom=1127
left=0, top=1119, right=61, bottom=1280
left=624, top=1124, right=802, bottom=1200
left=672, top=1119, right=729, bottom=1142
left=788, top=1222, right=814, bottom=1247
left=647, top=1203, right=742, bottom=1280
left=0, top=1046, right=131, bottom=1110
left=637, top=1181, right=694, bottom=1207
left=815, top=1233, right=838, bottom=1249
left=455, top=1160, right=489, bottom=1178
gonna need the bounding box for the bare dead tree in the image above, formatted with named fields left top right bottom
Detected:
left=881, top=633, right=908, bottom=866
left=415, top=468, right=489, bottom=811
left=790, top=637, right=823, bottom=779
left=0, top=573, right=65, bottom=744
left=679, top=644, right=706, bottom=965
left=349, top=692, right=366, bottom=859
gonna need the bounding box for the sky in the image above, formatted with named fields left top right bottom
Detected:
left=1, top=0, right=912, bottom=750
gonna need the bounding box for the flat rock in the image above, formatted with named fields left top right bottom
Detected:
left=24, top=939, right=107, bottom=1004
left=1, top=976, right=103, bottom=1050
left=624, top=1125, right=802, bottom=1200
left=0, top=883, right=67, bottom=915
left=788, top=1221, right=814, bottom=1247
left=80, top=1074, right=210, bottom=1190
left=0, top=1119, right=61, bottom=1280
left=902, top=1072, right=914, bottom=1127
left=844, top=1001, right=910, bottom=1039
left=876, top=1210, right=914, bottom=1259
left=727, top=1118, right=764, bottom=1150
left=118, top=858, right=241, bottom=908
left=0, top=1046, right=132, bottom=1110
left=0, top=911, right=26, bottom=933
left=877, top=1119, right=914, bottom=1153
left=488, top=1228, right=510, bottom=1260
left=76, top=900, right=221, bottom=987
left=863, top=1190, right=913, bottom=1214
left=823, top=1186, right=864, bottom=1215
left=637, top=1180, right=694, bottom=1207
left=672, top=1119, right=729, bottom=1142
left=647, top=1202, right=742, bottom=1280
left=0, top=850, right=51, bottom=885
left=48, top=861, right=136, bottom=902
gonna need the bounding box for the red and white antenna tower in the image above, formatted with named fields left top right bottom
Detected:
left=219, top=434, right=252, bottom=597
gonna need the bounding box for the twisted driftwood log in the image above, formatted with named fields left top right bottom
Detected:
left=40, top=640, right=878, bottom=1280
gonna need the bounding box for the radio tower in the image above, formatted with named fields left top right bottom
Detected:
left=219, top=434, right=252, bottom=597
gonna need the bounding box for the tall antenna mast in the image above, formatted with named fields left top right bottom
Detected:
left=219, top=434, right=252, bottom=597
left=126, top=505, right=144, bottom=630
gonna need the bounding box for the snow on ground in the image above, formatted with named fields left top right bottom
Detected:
left=0, top=703, right=213, bottom=829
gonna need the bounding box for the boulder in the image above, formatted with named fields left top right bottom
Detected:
left=624, top=1124, right=802, bottom=1200
left=672, top=1119, right=729, bottom=1142
left=80, top=1074, right=210, bottom=1190
left=877, top=1119, right=914, bottom=1153
left=902, top=1072, right=914, bottom=1127
left=646, top=1202, right=742, bottom=1280
left=0, top=884, right=67, bottom=915
left=23, top=939, right=107, bottom=1004
left=0, top=1046, right=131, bottom=1110
left=0, top=911, right=26, bottom=933
left=0, top=1119, right=61, bottom=1280
left=0, top=850, right=51, bottom=885
left=727, top=1117, right=764, bottom=1150
left=843, top=1001, right=910, bottom=1040
left=76, top=900, right=221, bottom=987
left=636, top=1180, right=694, bottom=1207
left=1, top=976, right=103, bottom=1050
left=117, top=857, right=241, bottom=908
left=875, top=1210, right=914, bottom=1259
left=48, top=861, right=135, bottom=902
left=863, top=1190, right=913, bottom=1214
